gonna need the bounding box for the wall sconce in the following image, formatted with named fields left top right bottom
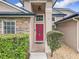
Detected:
left=38, top=6, right=41, bottom=11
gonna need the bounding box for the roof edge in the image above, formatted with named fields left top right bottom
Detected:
left=0, top=0, right=34, bottom=14
left=55, top=13, right=79, bottom=24
left=52, top=14, right=67, bottom=17
left=53, top=8, right=76, bottom=13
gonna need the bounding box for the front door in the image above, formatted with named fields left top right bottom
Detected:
left=36, top=24, right=43, bottom=41
left=35, top=15, right=44, bottom=42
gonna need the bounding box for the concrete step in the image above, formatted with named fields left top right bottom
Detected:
left=31, top=44, right=45, bottom=52
left=30, top=52, right=47, bottom=59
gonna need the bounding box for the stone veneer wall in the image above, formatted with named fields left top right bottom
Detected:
left=0, top=17, right=30, bottom=34
left=16, top=17, right=30, bottom=34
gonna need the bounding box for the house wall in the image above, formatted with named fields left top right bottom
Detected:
left=23, top=1, right=53, bottom=52
left=56, top=20, right=77, bottom=51
left=0, top=2, right=20, bottom=12
left=0, top=17, right=30, bottom=34
left=16, top=18, right=30, bottom=34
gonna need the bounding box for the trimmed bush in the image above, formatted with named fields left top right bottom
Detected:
left=47, top=30, right=63, bottom=57
left=0, top=33, right=29, bottom=59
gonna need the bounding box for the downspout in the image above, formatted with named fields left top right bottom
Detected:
left=73, top=18, right=79, bottom=52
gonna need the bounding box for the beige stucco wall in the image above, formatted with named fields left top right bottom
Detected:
left=56, top=20, right=77, bottom=51
left=0, top=2, right=20, bottom=12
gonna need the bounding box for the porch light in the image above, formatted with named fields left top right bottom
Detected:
left=38, top=6, right=42, bottom=11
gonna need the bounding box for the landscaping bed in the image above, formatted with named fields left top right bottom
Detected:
left=48, top=44, right=79, bottom=59
left=0, top=33, right=29, bottom=59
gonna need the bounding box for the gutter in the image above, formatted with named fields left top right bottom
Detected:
left=55, top=13, right=79, bottom=24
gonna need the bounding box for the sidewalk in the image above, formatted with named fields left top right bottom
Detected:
left=30, top=52, right=47, bottom=59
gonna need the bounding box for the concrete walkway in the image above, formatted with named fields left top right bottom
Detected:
left=30, top=52, right=47, bottom=59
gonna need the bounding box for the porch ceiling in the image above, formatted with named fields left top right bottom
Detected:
left=31, top=3, right=45, bottom=14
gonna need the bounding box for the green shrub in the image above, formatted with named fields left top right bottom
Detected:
left=0, top=33, right=29, bottom=59
left=47, top=30, right=63, bottom=57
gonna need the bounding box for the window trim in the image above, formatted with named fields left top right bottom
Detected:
left=2, top=20, right=16, bottom=34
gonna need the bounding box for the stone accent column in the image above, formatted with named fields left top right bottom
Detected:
left=45, top=2, right=52, bottom=53
left=29, top=17, right=34, bottom=52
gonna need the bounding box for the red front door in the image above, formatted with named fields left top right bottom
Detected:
left=36, top=24, right=44, bottom=41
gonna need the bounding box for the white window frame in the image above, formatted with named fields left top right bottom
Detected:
left=2, top=20, right=16, bottom=34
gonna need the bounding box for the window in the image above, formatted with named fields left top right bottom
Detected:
left=3, top=21, right=15, bottom=34
left=36, top=15, right=43, bottom=21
